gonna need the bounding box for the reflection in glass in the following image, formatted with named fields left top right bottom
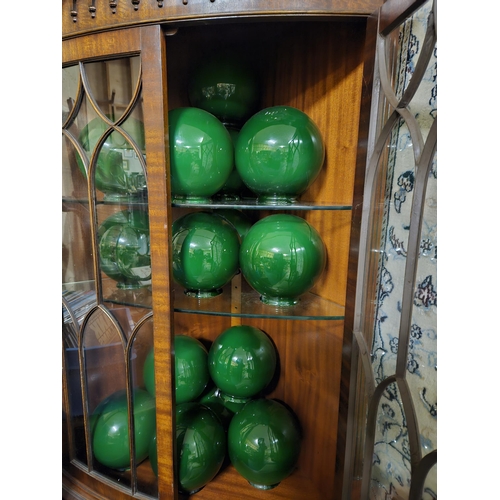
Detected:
left=62, top=203, right=94, bottom=285
left=62, top=65, right=81, bottom=125
left=407, top=150, right=437, bottom=463
left=385, top=0, right=434, bottom=101
left=98, top=209, right=151, bottom=290
left=63, top=297, right=88, bottom=465
left=77, top=115, right=147, bottom=201
left=407, top=42, right=437, bottom=143
left=348, top=1, right=437, bottom=498
left=370, top=115, right=415, bottom=384
left=63, top=53, right=156, bottom=496
left=63, top=57, right=146, bottom=202
left=82, top=309, right=125, bottom=397
left=63, top=134, right=88, bottom=200
left=81, top=308, right=128, bottom=477
left=131, top=316, right=159, bottom=495
left=369, top=382, right=411, bottom=499
left=84, top=57, right=141, bottom=122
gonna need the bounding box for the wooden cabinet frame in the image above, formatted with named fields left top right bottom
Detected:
left=62, top=1, right=436, bottom=498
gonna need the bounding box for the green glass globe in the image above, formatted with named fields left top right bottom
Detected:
left=98, top=209, right=151, bottom=289
left=197, top=385, right=235, bottom=429
left=228, top=398, right=302, bottom=490
left=188, top=52, right=260, bottom=126
left=176, top=402, right=227, bottom=495
left=168, top=107, right=233, bottom=203
left=217, top=168, right=245, bottom=199
left=215, top=125, right=247, bottom=200
left=212, top=208, right=254, bottom=242
left=208, top=325, right=277, bottom=404
left=240, top=214, right=326, bottom=306
left=144, top=339, right=210, bottom=403
left=235, top=106, right=325, bottom=204
left=97, top=209, right=132, bottom=239
left=91, top=388, right=156, bottom=471
left=175, top=335, right=210, bottom=404
left=172, top=211, right=240, bottom=298
left=77, top=116, right=147, bottom=201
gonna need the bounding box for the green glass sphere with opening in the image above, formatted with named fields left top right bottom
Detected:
left=172, top=211, right=240, bottom=298
left=188, top=52, right=260, bottom=126
left=91, top=388, right=156, bottom=471
left=228, top=398, right=302, bottom=490
left=168, top=107, right=233, bottom=203
left=98, top=209, right=151, bottom=289
left=176, top=402, right=227, bottom=495
left=235, top=106, right=325, bottom=204
left=77, top=116, right=147, bottom=201
left=208, top=325, right=277, bottom=404
left=239, top=214, right=326, bottom=306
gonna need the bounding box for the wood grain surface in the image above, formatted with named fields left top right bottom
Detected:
left=62, top=9, right=376, bottom=498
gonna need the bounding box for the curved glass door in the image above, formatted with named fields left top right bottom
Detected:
left=62, top=27, right=173, bottom=499
left=343, top=0, right=437, bottom=498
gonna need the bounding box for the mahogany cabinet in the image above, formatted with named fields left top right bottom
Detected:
left=62, top=1, right=437, bottom=498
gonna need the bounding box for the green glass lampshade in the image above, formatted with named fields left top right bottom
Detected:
left=188, top=52, right=260, bottom=126
left=77, top=116, right=147, bottom=201
left=98, top=209, right=151, bottom=289
left=176, top=402, right=227, bottom=495
left=208, top=325, right=277, bottom=404
left=168, top=107, right=233, bottom=203
left=212, top=208, right=254, bottom=242
left=91, top=388, right=156, bottom=471
left=174, top=335, right=210, bottom=404
left=172, top=211, right=240, bottom=298
left=228, top=398, right=301, bottom=490
left=197, top=385, right=235, bottom=429
left=235, top=106, right=325, bottom=204
left=239, top=214, right=326, bottom=306
left=215, top=125, right=248, bottom=200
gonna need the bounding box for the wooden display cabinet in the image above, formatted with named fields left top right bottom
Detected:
left=62, top=1, right=435, bottom=499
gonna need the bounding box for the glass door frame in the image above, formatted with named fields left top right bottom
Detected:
left=62, top=24, right=176, bottom=499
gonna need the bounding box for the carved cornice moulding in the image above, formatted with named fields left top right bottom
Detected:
left=62, top=0, right=383, bottom=39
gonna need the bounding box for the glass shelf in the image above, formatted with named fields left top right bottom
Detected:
left=63, top=280, right=96, bottom=294
left=63, top=279, right=154, bottom=310
left=172, top=198, right=352, bottom=211
left=62, top=197, right=149, bottom=208
left=65, top=278, right=345, bottom=320
left=103, top=286, right=153, bottom=310
left=173, top=279, right=345, bottom=320
left=63, top=196, right=350, bottom=212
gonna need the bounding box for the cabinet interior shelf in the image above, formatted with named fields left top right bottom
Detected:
left=63, top=197, right=352, bottom=211
left=96, top=278, right=345, bottom=320
left=172, top=199, right=352, bottom=211
left=68, top=448, right=327, bottom=500
left=172, top=280, right=345, bottom=320
left=62, top=197, right=149, bottom=208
